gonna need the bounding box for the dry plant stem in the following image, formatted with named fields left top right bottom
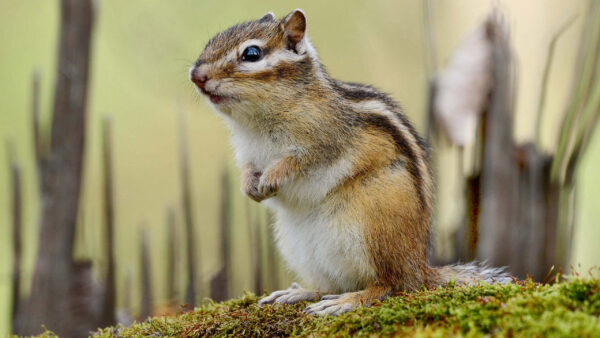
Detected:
left=245, top=198, right=264, bottom=295
left=422, top=0, right=438, bottom=79
left=556, top=184, right=576, bottom=272
left=210, top=168, right=232, bottom=302
left=178, top=111, right=199, bottom=306
left=570, top=66, right=600, bottom=163
left=31, top=70, right=45, bottom=179
left=99, top=118, right=116, bottom=327
left=253, top=209, right=265, bottom=295
left=122, top=270, right=133, bottom=318
left=422, top=0, right=438, bottom=141
left=15, top=0, right=95, bottom=335
left=475, top=15, right=520, bottom=270
left=166, top=208, right=178, bottom=302
left=535, top=15, right=577, bottom=148
left=265, top=211, right=280, bottom=291
left=7, top=145, right=22, bottom=329
left=140, top=227, right=153, bottom=319
left=544, top=1, right=600, bottom=276
left=552, top=1, right=600, bottom=182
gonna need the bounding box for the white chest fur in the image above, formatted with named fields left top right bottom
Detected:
left=226, top=119, right=288, bottom=171
left=225, top=118, right=375, bottom=292
left=265, top=200, right=376, bottom=293
left=227, top=118, right=354, bottom=205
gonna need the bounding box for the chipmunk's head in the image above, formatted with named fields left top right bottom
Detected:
left=190, top=9, right=321, bottom=117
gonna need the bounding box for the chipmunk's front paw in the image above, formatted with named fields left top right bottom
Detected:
left=258, top=282, right=321, bottom=306
left=243, top=170, right=264, bottom=202
left=257, top=169, right=284, bottom=199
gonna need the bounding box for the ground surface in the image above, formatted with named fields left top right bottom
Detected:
left=63, top=276, right=600, bottom=337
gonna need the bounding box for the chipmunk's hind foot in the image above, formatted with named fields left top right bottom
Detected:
left=303, top=286, right=390, bottom=316
left=258, top=282, right=321, bottom=306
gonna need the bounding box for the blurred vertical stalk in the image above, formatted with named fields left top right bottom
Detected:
left=116, top=269, right=133, bottom=326
left=139, top=227, right=152, bottom=319
left=11, top=69, right=40, bottom=331
left=438, top=4, right=600, bottom=280
left=178, top=111, right=200, bottom=306
left=422, top=0, right=438, bottom=141
left=31, top=70, right=45, bottom=179
left=265, top=211, right=280, bottom=291
left=15, top=0, right=96, bottom=335
left=245, top=199, right=264, bottom=295
left=99, top=117, right=116, bottom=327
left=469, top=16, right=563, bottom=279
left=166, top=207, right=178, bottom=303
left=7, top=144, right=22, bottom=331
left=210, top=167, right=232, bottom=301
left=534, top=16, right=577, bottom=147
left=422, top=0, right=438, bottom=80
left=552, top=0, right=600, bottom=184
left=474, top=14, right=518, bottom=267
left=552, top=0, right=600, bottom=272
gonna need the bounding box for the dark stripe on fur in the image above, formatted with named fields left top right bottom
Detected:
left=331, top=80, right=430, bottom=159
left=360, top=113, right=425, bottom=209
left=331, top=79, right=428, bottom=210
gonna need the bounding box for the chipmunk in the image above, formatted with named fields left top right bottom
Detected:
left=190, top=9, right=511, bottom=315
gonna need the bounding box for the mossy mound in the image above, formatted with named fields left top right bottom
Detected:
left=87, top=277, right=599, bottom=337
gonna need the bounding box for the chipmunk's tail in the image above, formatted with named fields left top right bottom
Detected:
left=432, top=261, right=513, bottom=286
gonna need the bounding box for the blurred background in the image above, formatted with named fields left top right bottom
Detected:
left=1, top=0, right=599, bottom=336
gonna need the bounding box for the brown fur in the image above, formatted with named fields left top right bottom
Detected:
left=191, top=9, right=508, bottom=316
left=195, top=6, right=434, bottom=298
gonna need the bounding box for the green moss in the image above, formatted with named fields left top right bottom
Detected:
left=86, top=277, right=600, bottom=337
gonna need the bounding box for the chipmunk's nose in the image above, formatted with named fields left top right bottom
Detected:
left=190, top=68, right=208, bottom=89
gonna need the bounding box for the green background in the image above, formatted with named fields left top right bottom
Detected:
left=0, top=1, right=598, bottom=335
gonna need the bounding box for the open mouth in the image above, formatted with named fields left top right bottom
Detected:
left=200, top=88, right=227, bottom=105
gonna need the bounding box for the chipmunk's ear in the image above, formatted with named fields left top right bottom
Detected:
left=258, top=12, right=275, bottom=23
left=282, top=9, right=306, bottom=52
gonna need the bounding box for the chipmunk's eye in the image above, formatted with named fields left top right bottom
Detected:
left=241, top=45, right=262, bottom=62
